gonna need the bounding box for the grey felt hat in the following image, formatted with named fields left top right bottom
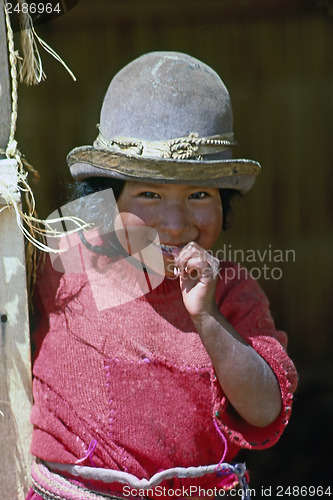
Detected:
left=67, top=51, right=261, bottom=193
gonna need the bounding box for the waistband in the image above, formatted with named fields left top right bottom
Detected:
left=31, top=459, right=251, bottom=499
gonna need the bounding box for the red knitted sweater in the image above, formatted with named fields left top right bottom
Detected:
left=30, top=255, right=297, bottom=485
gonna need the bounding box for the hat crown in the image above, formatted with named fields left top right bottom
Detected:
left=67, top=51, right=260, bottom=194
left=100, top=52, right=233, bottom=142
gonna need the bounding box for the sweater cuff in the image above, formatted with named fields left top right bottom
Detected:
left=211, top=341, right=296, bottom=450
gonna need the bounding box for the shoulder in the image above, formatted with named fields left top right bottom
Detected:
left=216, top=260, right=268, bottom=306
left=215, top=260, right=286, bottom=342
left=34, top=253, right=90, bottom=314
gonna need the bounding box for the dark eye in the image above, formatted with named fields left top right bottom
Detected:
left=139, top=191, right=160, bottom=199
left=190, top=191, right=209, bottom=199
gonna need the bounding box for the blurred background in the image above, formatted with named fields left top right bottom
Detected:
left=13, top=0, right=333, bottom=494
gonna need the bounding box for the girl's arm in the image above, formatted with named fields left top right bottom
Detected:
left=174, top=242, right=282, bottom=428
left=191, top=308, right=282, bottom=428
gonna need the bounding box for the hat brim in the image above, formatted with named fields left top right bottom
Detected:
left=67, top=146, right=261, bottom=194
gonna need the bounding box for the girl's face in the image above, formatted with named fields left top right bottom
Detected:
left=116, top=181, right=223, bottom=277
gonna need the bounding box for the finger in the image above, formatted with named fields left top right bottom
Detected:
left=174, top=242, right=203, bottom=271
left=178, top=253, right=220, bottom=282
left=187, top=257, right=218, bottom=280
left=176, top=243, right=217, bottom=269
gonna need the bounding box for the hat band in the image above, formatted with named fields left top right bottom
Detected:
left=93, top=130, right=236, bottom=160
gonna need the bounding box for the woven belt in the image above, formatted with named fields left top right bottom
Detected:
left=31, top=459, right=250, bottom=500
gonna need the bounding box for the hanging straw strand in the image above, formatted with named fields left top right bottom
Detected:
left=0, top=3, right=83, bottom=298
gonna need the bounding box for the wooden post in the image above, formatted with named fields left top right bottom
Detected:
left=0, top=1, right=33, bottom=498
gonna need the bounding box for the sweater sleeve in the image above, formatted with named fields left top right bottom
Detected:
left=212, top=261, right=298, bottom=450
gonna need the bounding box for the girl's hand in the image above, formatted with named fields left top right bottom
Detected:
left=173, top=242, right=220, bottom=317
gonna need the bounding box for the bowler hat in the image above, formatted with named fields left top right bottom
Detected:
left=67, top=52, right=260, bottom=193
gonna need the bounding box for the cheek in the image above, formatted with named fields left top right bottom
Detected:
left=198, top=206, right=223, bottom=245
left=115, top=212, right=145, bottom=228
left=114, top=212, right=159, bottom=254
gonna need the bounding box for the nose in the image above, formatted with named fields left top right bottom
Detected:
left=159, top=203, right=192, bottom=239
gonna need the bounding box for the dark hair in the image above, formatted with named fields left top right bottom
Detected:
left=67, top=177, right=240, bottom=231
left=220, top=188, right=241, bottom=230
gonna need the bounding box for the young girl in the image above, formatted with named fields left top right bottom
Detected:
left=26, top=52, right=298, bottom=499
